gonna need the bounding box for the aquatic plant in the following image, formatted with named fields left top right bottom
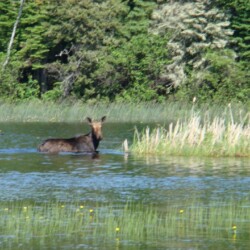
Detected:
left=0, top=100, right=248, bottom=123
left=130, top=111, right=250, bottom=157
left=0, top=199, right=249, bottom=247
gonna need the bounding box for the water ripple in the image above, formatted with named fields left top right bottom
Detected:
left=0, top=170, right=249, bottom=203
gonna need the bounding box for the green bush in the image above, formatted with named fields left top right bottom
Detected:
left=176, top=50, right=250, bottom=103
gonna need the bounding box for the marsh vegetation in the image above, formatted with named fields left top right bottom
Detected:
left=1, top=199, right=249, bottom=248
left=131, top=111, right=250, bottom=157
left=0, top=102, right=249, bottom=248
left=0, top=100, right=248, bottom=123
left=0, top=101, right=249, bottom=157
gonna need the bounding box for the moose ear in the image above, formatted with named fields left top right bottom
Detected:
left=101, top=116, right=106, bottom=123
left=87, top=117, right=92, bottom=123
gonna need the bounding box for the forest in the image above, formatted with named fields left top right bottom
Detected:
left=0, top=0, right=249, bottom=103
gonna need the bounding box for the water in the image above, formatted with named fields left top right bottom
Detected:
left=0, top=122, right=249, bottom=249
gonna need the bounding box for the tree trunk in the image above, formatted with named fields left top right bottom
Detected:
left=2, top=0, right=25, bottom=71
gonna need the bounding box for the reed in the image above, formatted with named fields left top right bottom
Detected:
left=0, top=199, right=249, bottom=244
left=130, top=112, right=250, bottom=157
left=0, top=100, right=248, bottom=123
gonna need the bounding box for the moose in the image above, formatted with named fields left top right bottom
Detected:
left=38, top=116, right=106, bottom=153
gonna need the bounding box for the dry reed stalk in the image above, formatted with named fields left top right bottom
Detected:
left=122, top=139, right=129, bottom=153
left=131, top=113, right=250, bottom=157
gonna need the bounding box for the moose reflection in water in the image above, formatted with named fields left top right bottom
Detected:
left=38, top=116, right=106, bottom=153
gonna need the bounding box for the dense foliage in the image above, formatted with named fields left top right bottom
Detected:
left=0, top=0, right=249, bottom=103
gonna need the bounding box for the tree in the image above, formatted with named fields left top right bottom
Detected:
left=183, top=49, right=250, bottom=102
left=0, top=0, right=48, bottom=99
left=213, top=0, right=250, bottom=64
left=2, top=0, right=25, bottom=70
left=150, top=0, right=233, bottom=88
left=40, top=0, right=127, bottom=99
left=0, top=1, right=18, bottom=52
left=94, top=33, right=169, bottom=101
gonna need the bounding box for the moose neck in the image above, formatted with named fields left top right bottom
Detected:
left=91, top=132, right=100, bottom=150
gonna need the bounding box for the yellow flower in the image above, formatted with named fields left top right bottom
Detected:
left=89, top=209, right=94, bottom=213
left=179, top=209, right=184, bottom=214
left=116, top=227, right=120, bottom=232
left=232, top=225, right=237, bottom=230
left=61, top=205, right=65, bottom=208
left=4, top=208, right=9, bottom=211
left=23, top=206, right=28, bottom=211
left=80, top=205, right=84, bottom=209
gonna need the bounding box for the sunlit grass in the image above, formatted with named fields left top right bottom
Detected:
left=0, top=100, right=248, bottom=123
left=130, top=111, right=250, bottom=157
left=0, top=199, right=249, bottom=245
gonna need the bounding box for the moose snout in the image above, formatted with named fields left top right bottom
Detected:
left=96, top=133, right=103, bottom=140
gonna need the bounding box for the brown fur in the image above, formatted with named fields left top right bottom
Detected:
left=38, top=116, right=106, bottom=153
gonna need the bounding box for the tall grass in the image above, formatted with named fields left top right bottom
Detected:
left=0, top=199, right=249, bottom=244
left=130, top=111, right=250, bottom=157
left=0, top=100, right=248, bottom=123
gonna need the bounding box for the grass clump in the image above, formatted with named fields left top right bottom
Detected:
left=0, top=100, right=248, bottom=123
left=130, top=112, right=250, bottom=157
left=0, top=199, right=249, bottom=244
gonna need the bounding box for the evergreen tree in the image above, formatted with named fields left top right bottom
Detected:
left=151, top=0, right=234, bottom=88
left=0, top=0, right=248, bottom=102
left=0, top=0, right=49, bottom=99
left=0, top=0, right=18, bottom=52
left=214, top=0, right=250, bottom=63
left=91, top=0, right=170, bottom=102
left=41, top=0, right=127, bottom=99
left=183, top=49, right=250, bottom=102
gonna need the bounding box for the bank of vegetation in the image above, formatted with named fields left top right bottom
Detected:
left=127, top=100, right=249, bottom=158
left=131, top=111, right=250, bottom=157
left=0, top=100, right=248, bottom=123
left=0, top=199, right=249, bottom=247
left=0, top=0, right=249, bottom=104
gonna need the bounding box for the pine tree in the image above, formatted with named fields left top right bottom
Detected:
left=16, top=1, right=50, bottom=68
left=150, top=0, right=233, bottom=88
left=0, top=0, right=50, bottom=99
left=90, top=0, right=170, bottom=101
left=214, top=0, right=250, bottom=63
left=0, top=0, right=18, bottom=52
left=40, top=0, right=127, bottom=98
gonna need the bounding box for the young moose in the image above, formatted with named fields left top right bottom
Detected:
left=38, top=116, right=106, bottom=153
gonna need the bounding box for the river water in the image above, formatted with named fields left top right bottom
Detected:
left=0, top=122, right=249, bottom=249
